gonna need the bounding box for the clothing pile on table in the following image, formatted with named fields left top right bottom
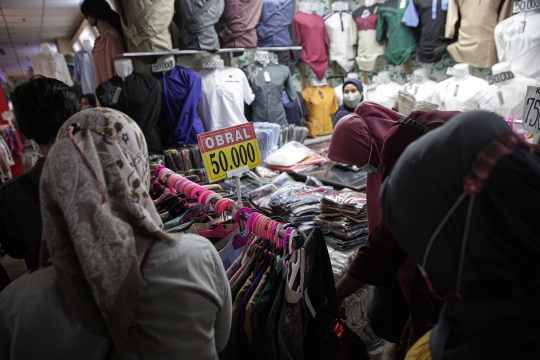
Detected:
left=315, top=190, right=369, bottom=250
left=255, top=123, right=309, bottom=162
left=278, top=125, right=309, bottom=147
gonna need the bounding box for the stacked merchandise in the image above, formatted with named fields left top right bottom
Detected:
left=316, top=190, right=369, bottom=250
left=266, top=141, right=327, bottom=174
left=254, top=123, right=281, bottom=162
left=163, top=145, right=208, bottom=182
left=278, top=125, right=309, bottom=147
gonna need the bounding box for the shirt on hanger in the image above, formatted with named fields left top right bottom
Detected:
left=155, top=65, right=205, bottom=146
left=220, top=0, right=264, bottom=48
left=434, top=75, right=488, bottom=111
left=32, top=52, right=74, bottom=87
left=73, top=50, right=95, bottom=94
left=474, top=76, right=540, bottom=119
left=353, top=3, right=386, bottom=71
left=199, top=66, right=255, bottom=131
left=283, top=91, right=307, bottom=126
left=293, top=12, right=330, bottom=80
left=96, top=73, right=163, bottom=153
left=174, top=0, right=224, bottom=50
left=402, top=0, right=454, bottom=63
left=376, top=0, right=418, bottom=66
left=494, top=10, right=540, bottom=81
left=445, top=0, right=513, bottom=69
left=324, top=10, right=358, bottom=72
left=242, top=62, right=296, bottom=126
left=92, top=27, right=125, bottom=89
left=257, top=0, right=296, bottom=47
left=302, top=85, right=338, bottom=137
left=364, top=80, right=401, bottom=109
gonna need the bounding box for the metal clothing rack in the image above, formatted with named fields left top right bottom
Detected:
left=123, top=46, right=302, bottom=57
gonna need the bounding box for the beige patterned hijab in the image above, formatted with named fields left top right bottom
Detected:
left=39, top=108, right=173, bottom=354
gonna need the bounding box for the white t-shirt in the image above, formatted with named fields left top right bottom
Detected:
left=401, top=78, right=438, bottom=103
left=474, top=76, right=540, bottom=119
left=364, top=80, right=401, bottom=109
left=199, top=67, right=255, bottom=131
left=434, top=75, right=489, bottom=112
left=0, top=233, right=232, bottom=360
left=324, top=11, right=358, bottom=72
left=32, top=52, right=74, bottom=86
left=495, top=9, right=540, bottom=81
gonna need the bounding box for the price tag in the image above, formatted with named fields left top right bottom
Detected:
left=202, top=58, right=224, bottom=68
left=513, top=0, right=539, bottom=13
left=522, top=86, right=540, bottom=142
left=486, top=71, right=515, bottom=85
left=151, top=58, right=175, bottom=73
left=198, top=123, right=263, bottom=182
left=254, top=52, right=274, bottom=63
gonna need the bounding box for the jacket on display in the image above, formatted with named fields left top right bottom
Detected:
left=376, top=0, right=418, bottom=66
left=32, top=52, right=74, bottom=86
left=445, top=0, right=513, bottom=68
left=114, top=0, right=175, bottom=52
left=174, top=0, right=224, bottom=50
left=220, top=0, right=263, bottom=48
left=293, top=12, right=329, bottom=80
left=402, top=0, right=455, bottom=63
left=96, top=73, right=163, bottom=153
left=155, top=65, right=205, bottom=146
left=73, top=50, right=95, bottom=94
left=242, top=62, right=296, bottom=126
left=353, top=3, right=386, bottom=71
left=257, top=0, right=296, bottom=47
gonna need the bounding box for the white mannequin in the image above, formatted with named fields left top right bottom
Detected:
left=492, top=61, right=511, bottom=75
left=365, top=71, right=400, bottom=109
left=434, top=63, right=488, bottom=111
left=115, top=59, right=134, bottom=80
left=298, top=2, right=312, bottom=13
left=40, top=43, right=52, bottom=56
left=347, top=72, right=359, bottom=80
left=254, top=51, right=273, bottom=66
left=452, top=63, right=470, bottom=78
left=202, top=54, right=224, bottom=68
left=33, top=43, right=73, bottom=86
left=412, top=68, right=427, bottom=83
left=377, top=71, right=390, bottom=84
left=331, top=1, right=348, bottom=11
left=82, top=40, right=93, bottom=52
left=399, top=68, right=438, bottom=108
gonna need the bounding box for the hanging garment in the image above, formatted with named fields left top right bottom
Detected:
left=293, top=12, right=329, bottom=80
left=257, top=0, right=296, bottom=47
left=92, top=28, right=125, bottom=89
left=364, top=80, right=401, bottom=109
left=32, top=52, right=73, bottom=86
left=302, top=85, right=337, bottom=137
left=474, top=76, right=540, bottom=119
left=276, top=24, right=303, bottom=74
left=173, top=0, right=224, bottom=50
left=434, top=75, right=488, bottom=112
left=324, top=10, right=357, bottom=72
left=114, top=0, right=175, bottom=52
left=402, top=0, right=454, bottom=63
left=376, top=0, right=418, bottom=66
left=73, top=50, right=95, bottom=94
left=155, top=65, right=205, bottom=145
left=199, top=66, right=254, bottom=131
left=494, top=9, right=540, bottom=81
left=353, top=3, right=386, bottom=71
left=283, top=91, right=307, bottom=126
left=95, top=73, right=163, bottom=153
left=242, top=62, right=296, bottom=125
left=444, top=0, right=513, bottom=68
left=220, top=0, right=263, bottom=48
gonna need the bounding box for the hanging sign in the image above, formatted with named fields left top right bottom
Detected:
left=486, top=71, right=515, bottom=85
left=513, top=0, right=539, bottom=13
left=198, top=123, right=262, bottom=182
left=151, top=57, right=175, bottom=73
left=522, top=86, right=540, bottom=142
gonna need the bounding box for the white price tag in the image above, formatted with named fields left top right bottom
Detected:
left=412, top=74, right=424, bottom=83
left=202, top=58, right=224, bottom=68
left=264, top=71, right=271, bottom=82
left=311, top=78, right=327, bottom=87
left=151, top=58, right=175, bottom=73
left=486, top=71, right=515, bottom=86
left=254, top=52, right=274, bottom=63
left=513, top=0, right=540, bottom=13
left=522, top=86, right=540, bottom=142
left=446, top=67, right=454, bottom=76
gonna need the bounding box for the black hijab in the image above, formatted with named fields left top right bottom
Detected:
left=381, top=111, right=540, bottom=359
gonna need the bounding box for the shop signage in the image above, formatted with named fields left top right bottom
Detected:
left=151, top=58, right=175, bottom=73
left=486, top=71, right=515, bottom=85
left=198, top=123, right=262, bottom=182
left=513, top=0, right=539, bottom=13
left=522, top=86, right=540, bottom=142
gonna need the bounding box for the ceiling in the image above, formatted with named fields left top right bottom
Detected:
left=0, top=0, right=83, bottom=81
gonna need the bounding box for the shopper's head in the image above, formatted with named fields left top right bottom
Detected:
left=12, top=75, right=79, bottom=146
left=80, top=93, right=96, bottom=109
left=40, top=108, right=170, bottom=350
left=342, top=79, right=363, bottom=109
left=381, top=111, right=540, bottom=299
left=80, top=0, right=123, bottom=35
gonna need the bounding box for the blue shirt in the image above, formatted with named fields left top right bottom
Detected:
left=283, top=91, right=307, bottom=126
left=74, top=50, right=95, bottom=94
left=256, top=0, right=296, bottom=46
left=155, top=66, right=205, bottom=146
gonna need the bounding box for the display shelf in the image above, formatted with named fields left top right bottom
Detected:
left=123, top=46, right=302, bottom=57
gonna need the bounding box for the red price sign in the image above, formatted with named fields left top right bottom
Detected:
left=197, top=123, right=262, bottom=182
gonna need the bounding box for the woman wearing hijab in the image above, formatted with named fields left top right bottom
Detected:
left=80, top=93, right=97, bottom=109
left=328, top=103, right=459, bottom=355
left=381, top=111, right=540, bottom=359
left=334, top=79, right=364, bottom=125
left=0, top=108, right=232, bottom=359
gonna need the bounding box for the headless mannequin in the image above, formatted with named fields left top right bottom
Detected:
left=115, top=59, right=134, bottom=80
left=254, top=51, right=273, bottom=66
left=82, top=40, right=93, bottom=52
left=377, top=71, right=390, bottom=84
left=434, top=63, right=489, bottom=111
left=298, top=2, right=312, bottom=13
left=492, top=61, right=511, bottom=76
left=365, top=71, right=400, bottom=109
left=40, top=43, right=52, bottom=56
left=33, top=43, right=73, bottom=86
left=412, top=68, right=427, bottom=83
left=401, top=68, right=438, bottom=104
